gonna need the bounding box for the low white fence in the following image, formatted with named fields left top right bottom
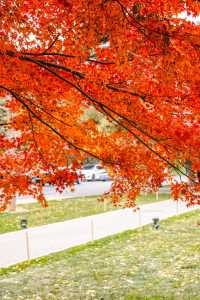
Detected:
left=0, top=200, right=198, bottom=268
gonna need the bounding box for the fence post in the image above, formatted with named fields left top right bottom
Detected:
left=91, top=219, right=94, bottom=241
left=156, top=191, right=159, bottom=202
left=176, top=200, right=179, bottom=215
left=103, top=200, right=106, bottom=212
left=138, top=208, right=142, bottom=226
left=25, top=229, right=30, bottom=260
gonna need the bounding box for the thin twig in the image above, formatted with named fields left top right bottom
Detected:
left=28, top=111, right=50, bottom=166
left=23, top=57, right=85, bottom=79
left=43, top=34, right=60, bottom=54
left=20, top=51, right=76, bottom=58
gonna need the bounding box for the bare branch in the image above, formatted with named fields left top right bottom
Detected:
left=88, top=58, right=114, bottom=65
left=23, top=57, right=85, bottom=79
left=0, top=123, right=9, bottom=126
left=0, top=85, right=116, bottom=165
left=106, top=84, right=145, bottom=99
left=43, top=35, right=60, bottom=54
left=19, top=51, right=76, bottom=58
left=20, top=95, right=73, bottom=129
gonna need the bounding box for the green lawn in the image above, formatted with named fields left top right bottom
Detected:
left=0, top=193, right=170, bottom=234
left=0, top=210, right=200, bottom=300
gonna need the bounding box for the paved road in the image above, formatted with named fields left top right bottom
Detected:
left=0, top=199, right=198, bottom=268
left=17, top=181, right=170, bottom=204
left=16, top=181, right=112, bottom=204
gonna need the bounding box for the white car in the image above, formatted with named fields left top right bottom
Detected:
left=99, top=171, right=111, bottom=181
left=81, top=164, right=107, bottom=181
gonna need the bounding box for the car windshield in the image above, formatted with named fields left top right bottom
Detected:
left=83, top=165, right=94, bottom=170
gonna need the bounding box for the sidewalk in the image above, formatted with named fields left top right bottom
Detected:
left=0, top=199, right=198, bottom=268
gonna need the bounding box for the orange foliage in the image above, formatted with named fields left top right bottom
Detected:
left=0, top=0, right=200, bottom=210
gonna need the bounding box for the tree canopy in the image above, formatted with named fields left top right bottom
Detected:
left=0, top=0, right=200, bottom=210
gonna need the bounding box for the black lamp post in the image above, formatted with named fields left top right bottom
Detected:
left=152, top=218, right=160, bottom=230
left=20, top=219, right=28, bottom=229
left=20, top=218, right=30, bottom=260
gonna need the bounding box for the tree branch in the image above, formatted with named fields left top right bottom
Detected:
left=18, top=59, right=191, bottom=179
left=19, top=51, right=76, bottom=58
left=88, top=58, right=114, bottom=65
left=28, top=111, right=51, bottom=167
left=0, top=85, right=117, bottom=166
left=42, top=34, right=60, bottom=54
left=21, top=95, right=73, bottom=129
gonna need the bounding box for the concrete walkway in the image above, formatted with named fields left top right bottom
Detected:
left=0, top=200, right=199, bottom=268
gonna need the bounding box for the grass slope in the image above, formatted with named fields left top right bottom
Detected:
left=0, top=210, right=200, bottom=300
left=0, top=193, right=169, bottom=234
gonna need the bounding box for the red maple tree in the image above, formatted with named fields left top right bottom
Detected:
left=0, top=0, right=200, bottom=210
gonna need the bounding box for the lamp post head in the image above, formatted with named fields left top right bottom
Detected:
left=152, top=218, right=160, bottom=229
left=20, top=219, right=28, bottom=229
